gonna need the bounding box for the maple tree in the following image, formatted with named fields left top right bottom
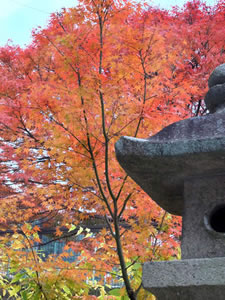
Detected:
left=0, top=0, right=225, bottom=299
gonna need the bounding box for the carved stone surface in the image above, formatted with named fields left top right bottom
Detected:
left=142, top=257, right=225, bottom=300
left=205, top=63, right=225, bottom=112
left=182, top=175, right=225, bottom=259
left=205, top=83, right=225, bottom=113
left=208, top=63, right=225, bottom=88
left=115, top=110, right=225, bottom=215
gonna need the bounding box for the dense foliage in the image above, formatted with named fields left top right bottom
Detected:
left=0, top=0, right=225, bottom=298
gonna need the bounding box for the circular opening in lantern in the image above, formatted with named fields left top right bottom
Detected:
left=209, top=204, right=225, bottom=233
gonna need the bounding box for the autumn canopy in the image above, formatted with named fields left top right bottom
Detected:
left=0, top=0, right=225, bottom=299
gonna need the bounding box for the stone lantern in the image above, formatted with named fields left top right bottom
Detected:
left=115, top=64, right=225, bottom=299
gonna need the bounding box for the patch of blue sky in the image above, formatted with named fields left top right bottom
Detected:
left=0, top=0, right=217, bottom=47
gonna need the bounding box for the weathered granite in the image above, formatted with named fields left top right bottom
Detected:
left=208, top=63, right=225, bottom=88
left=205, top=83, right=225, bottom=113
left=182, top=175, right=225, bottom=258
left=205, top=64, right=225, bottom=112
left=115, top=109, right=225, bottom=215
left=142, top=257, right=225, bottom=300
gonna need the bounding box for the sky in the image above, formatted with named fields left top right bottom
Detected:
left=0, top=0, right=217, bottom=47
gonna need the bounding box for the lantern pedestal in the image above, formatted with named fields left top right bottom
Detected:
left=143, top=257, right=225, bottom=300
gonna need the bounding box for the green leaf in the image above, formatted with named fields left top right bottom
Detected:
left=109, top=288, right=121, bottom=296
left=21, top=290, right=28, bottom=300
left=9, top=285, right=21, bottom=297
left=121, top=296, right=129, bottom=300
left=33, top=289, right=41, bottom=300
left=131, top=263, right=141, bottom=271
left=26, top=223, right=32, bottom=230
left=77, top=227, right=83, bottom=235
left=85, top=233, right=92, bottom=238
left=11, top=272, right=25, bottom=283
left=68, top=224, right=76, bottom=232
left=63, top=285, right=71, bottom=295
